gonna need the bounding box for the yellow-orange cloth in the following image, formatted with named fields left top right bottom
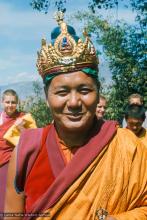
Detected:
left=138, top=128, right=147, bottom=147
left=55, top=130, right=80, bottom=164
left=3, top=113, right=37, bottom=146
left=59, top=142, right=79, bottom=164
left=123, top=127, right=147, bottom=148
left=37, top=128, right=147, bottom=220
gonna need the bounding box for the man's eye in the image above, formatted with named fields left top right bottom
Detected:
left=80, top=88, right=91, bottom=94
left=56, top=91, right=68, bottom=96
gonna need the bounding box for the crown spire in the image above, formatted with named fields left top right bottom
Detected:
left=54, top=11, right=64, bottom=25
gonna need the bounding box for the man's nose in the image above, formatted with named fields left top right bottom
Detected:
left=67, top=92, right=81, bottom=108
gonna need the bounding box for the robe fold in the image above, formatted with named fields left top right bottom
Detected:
left=15, top=120, right=147, bottom=220
left=0, top=111, right=24, bottom=166
left=137, top=127, right=147, bottom=147
left=4, top=113, right=37, bottom=146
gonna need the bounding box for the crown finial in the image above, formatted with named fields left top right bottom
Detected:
left=54, top=11, right=64, bottom=25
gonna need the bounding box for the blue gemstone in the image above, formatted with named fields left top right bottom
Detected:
left=62, top=37, right=68, bottom=47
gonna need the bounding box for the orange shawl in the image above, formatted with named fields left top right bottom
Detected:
left=37, top=128, right=147, bottom=220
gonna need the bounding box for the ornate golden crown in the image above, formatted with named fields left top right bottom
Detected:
left=37, top=12, right=99, bottom=79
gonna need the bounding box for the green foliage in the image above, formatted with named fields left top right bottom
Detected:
left=88, top=0, right=120, bottom=12
left=30, top=0, right=67, bottom=13
left=24, top=81, right=52, bottom=127
left=30, top=0, right=119, bottom=13
left=30, top=0, right=146, bottom=14
left=74, top=11, right=146, bottom=124
left=30, top=0, right=146, bottom=124
left=88, top=0, right=146, bottom=13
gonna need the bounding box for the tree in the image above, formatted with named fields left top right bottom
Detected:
left=30, top=0, right=146, bottom=123
left=24, top=81, right=52, bottom=127
left=30, top=0, right=67, bottom=13
left=30, top=0, right=146, bottom=13
left=74, top=11, right=146, bottom=123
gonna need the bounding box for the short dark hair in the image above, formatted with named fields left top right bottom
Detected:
left=2, top=89, right=19, bottom=103
left=125, top=104, right=146, bottom=121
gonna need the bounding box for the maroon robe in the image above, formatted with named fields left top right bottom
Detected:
left=15, top=120, right=117, bottom=219
left=0, top=111, right=24, bottom=213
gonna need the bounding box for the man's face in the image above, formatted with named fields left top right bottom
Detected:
left=126, top=117, right=143, bottom=135
left=96, top=98, right=107, bottom=119
left=47, top=71, right=99, bottom=134
left=2, top=95, right=18, bottom=116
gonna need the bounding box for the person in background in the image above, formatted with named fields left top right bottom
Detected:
left=4, top=12, right=147, bottom=220
left=124, top=104, right=147, bottom=147
left=122, top=93, right=147, bottom=128
left=95, top=95, right=107, bottom=120
left=0, top=89, right=36, bottom=213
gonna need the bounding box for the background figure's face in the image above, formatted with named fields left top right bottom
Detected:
left=96, top=98, right=107, bottom=119
left=47, top=71, right=99, bottom=133
left=126, top=117, right=143, bottom=135
left=2, top=95, right=18, bottom=116
left=129, top=97, right=142, bottom=105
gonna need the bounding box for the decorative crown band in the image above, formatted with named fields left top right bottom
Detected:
left=36, top=11, right=99, bottom=79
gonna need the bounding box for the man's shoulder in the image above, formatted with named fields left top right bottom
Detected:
left=114, top=127, right=147, bottom=152
left=116, top=127, right=138, bottom=143
left=107, top=127, right=147, bottom=165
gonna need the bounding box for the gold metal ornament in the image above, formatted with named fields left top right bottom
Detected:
left=37, top=12, right=99, bottom=78
left=96, top=207, right=109, bottom=220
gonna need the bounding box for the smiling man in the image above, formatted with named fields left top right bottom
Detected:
left=4, top=12, right=147, bottom=220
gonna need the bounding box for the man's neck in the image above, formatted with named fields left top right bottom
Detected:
left=55, top=124, right=94, bottom=148
left=59, top=132, right=89, bottom=148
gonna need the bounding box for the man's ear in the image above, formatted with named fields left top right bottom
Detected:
left=44, top=85, right=50, bottom=108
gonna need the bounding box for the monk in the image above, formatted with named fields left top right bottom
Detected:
left=124, top=103, right=147, bottom=147
left=122, top=93, right=147, bottom=128
left=0, top=89, right=36, bottom=214
left=4, top=12, right=147, bottom=220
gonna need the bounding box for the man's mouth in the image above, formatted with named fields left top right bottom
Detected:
left=65, top=113, right=85, bottom=120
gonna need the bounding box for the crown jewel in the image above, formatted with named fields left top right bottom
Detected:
left=37, top=11, right=99, bottom=79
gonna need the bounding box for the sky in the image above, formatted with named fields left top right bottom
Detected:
left=0, top=0, right=137, bottom=85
